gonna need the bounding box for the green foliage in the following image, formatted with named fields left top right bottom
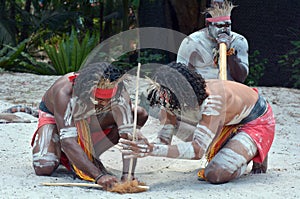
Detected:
left=0, top=39, right=54, bottom=74
left=245, top=50, right=267, bottom=87
left=43, top=28, right=100, bottom=74
left=112, top=49, right=165, bottom=75
left=278, top=40, right=300, bottom=89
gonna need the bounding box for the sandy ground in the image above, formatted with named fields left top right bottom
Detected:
left=0, top=72, right=299, bottom=199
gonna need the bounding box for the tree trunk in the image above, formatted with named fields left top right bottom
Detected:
left=138, top=0, right=204, bottom=63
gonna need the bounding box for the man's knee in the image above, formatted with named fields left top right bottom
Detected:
left=204, top=148, right=248, bottom=184
left=33, top=153, right=59, bottom=176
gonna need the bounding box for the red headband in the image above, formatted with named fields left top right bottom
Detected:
left=94, top=86, right=118, bottom=99
left=206, top=16, right=231, bottom=23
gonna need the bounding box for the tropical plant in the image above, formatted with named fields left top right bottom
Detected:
left=245, top=50, right=267, bottom=87
left=43, top=28, right=100, bottom=74
left=0, top=39, right=54, bottom=74
left=112, top=49, right=165, bottom=75
left=278, top=40, right=300, bottom=89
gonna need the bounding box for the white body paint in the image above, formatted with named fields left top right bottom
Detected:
left=205, top=132, right=258, bottom=180
left=207, top=148, right=247, bottom=174
left=201, top=95, right=222, bottom=116
left=59, top=127, right=78, bottom=139
left=177, top=142, right=196, bottom=159
left=155, top=124, right=175, bottom=144
left=112, top=96, right=132, bottom=125
left=33, top=153, right=59, bottom=167
left=151, top=144, right=169, bottom=157
left=118, top=124, right=134, bottom=135
left=226, top=105, right=254, bottom=125
left=231, top=132, right=257, bottom=157
left=32, top=125, right=59, bottom=168
left=193, top=124, right=214, bottom=151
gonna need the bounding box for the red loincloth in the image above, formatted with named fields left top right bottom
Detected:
left=240, top=103, right=275, bottom=163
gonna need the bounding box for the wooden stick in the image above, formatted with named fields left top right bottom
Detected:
left=128, top=62, right=141, bottom=181
left=41, top=182, right=149, bottom=190
left=41, top=182, right=103, bottom=189
left=219, top=43, right=227, bottom=80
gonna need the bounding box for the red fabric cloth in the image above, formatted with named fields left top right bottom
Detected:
left=91, top=129, right=112, bottom=145
left=31, top=110, right=56, bottom=146
left=240, top=103, right=275, bottom=163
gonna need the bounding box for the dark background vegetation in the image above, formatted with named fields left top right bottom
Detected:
left=0, top=0, right=299, bottom=88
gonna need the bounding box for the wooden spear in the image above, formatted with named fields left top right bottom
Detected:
left=127, top=62, right=141, bottom=181
left=41, top=182, right=149, bottom=190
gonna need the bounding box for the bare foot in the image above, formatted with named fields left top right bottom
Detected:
left=121, top=173, right=136, bottom=182
left=251, top=154, right=268, bottom=174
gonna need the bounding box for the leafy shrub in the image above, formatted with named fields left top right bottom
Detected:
left=0, top=39, right=54, bottom=74
left=245, top=50, right=267, bottom=87
left=43, top=28, right=100, bottom=75
left=112, top=49, right=165, bottom=76
left=278, top=40, right=300, bottom=89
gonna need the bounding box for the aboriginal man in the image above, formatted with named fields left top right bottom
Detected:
left=177, top=0, right=249, bottom=82
left=31, top=62, right=148, bottom=189
left=121, top=62, right=275, bottom=184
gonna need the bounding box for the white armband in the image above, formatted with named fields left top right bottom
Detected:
left=151, top=144, right=168, bottom=157
left=176, top=142, right=195, bottom=159
left=155, top=124, right=175, bottom=144
left=118, top=124, right=134, bottom=135
left=151, top=143, right=195, bottom=159
left=59, top=127, right=78, bottom=140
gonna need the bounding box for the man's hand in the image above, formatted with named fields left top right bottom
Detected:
left=217, top=33, right=232, bottom=50
left=119, top=138, right=153, bottom=159
left=95, top=174, right=119, bottom=190
left=119, top=128, right=149, bottom=142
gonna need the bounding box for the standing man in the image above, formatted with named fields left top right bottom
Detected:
left=177, top=0, right=249, bottom=83
left=31, top=62, right=148, bottom=190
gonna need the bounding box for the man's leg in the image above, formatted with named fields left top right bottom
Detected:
left=204, top=132, right=258, bottom=184
left=32, top=124, right=61, bottom=176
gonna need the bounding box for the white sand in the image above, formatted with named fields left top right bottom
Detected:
left=0, top=72, right=299, bottom=199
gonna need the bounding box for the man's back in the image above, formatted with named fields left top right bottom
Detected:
left=204, top=79, right=258, bottom=129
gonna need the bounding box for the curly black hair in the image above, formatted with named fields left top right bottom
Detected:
left=147, top=62, right=208, bottom=112
left=73, top=62, right=122, bottom=104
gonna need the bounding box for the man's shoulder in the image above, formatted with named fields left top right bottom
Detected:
left=231, top=31, right=247, bottom=41
left=188, top=28, right=208, bottom=37
left=184, top=28, right=209, bottom=43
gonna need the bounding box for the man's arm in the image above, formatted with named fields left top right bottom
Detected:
left=121, top=117, right=218, bottom=160
left=54, top=88, right=118, bottom=189
left=227, top=36, right=249, bottom=83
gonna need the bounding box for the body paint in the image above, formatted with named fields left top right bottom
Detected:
left=156, top=124, right=175, bottom=144
left=32, top=125, right=59, bottom=168
left=201, top=95, right=222, bottom=116
left=193, top=124, right=214, bottom=151
left=59, top=127, right=78, bottom=140
left=177, top=142, right=196, bottom=159
left=111, top=97, right=132, bottom=125
left=227, top=105, right=254, bottom=125
left=151, top=144, right=168, bottom=157
left=207, top=148, right=247, bottom=174
left=231, top=132, right=257, bottom=157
